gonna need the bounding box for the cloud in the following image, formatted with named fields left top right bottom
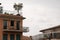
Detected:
left=0, top=0, right=60, bottom=36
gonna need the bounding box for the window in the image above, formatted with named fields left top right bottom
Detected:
left=53, top=33, right=56, bottom=38
left=52, top=33, right=60, bottom=38
left=10, top=20, right=14, bottom=26
left=3, top=20, right=7, bottom=29
left=16, top=21, right=20, bottom=30
left=10, top=34, right=14, bottom=40
left=3, top=34, right=8, bottom=40
left=16, top=34, right=20, bottom=40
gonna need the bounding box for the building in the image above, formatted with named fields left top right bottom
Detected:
left=30, top=34, right=44, bottom=40
left=0, top=3, right=30, bottom=40
left=0, top=13, right=25, bottom=40
left=22, top=36, right=31, bottom=40
left=40, top=25, right=60, bottom=40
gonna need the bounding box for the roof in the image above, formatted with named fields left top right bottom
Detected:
left=0, top=14, right=25, bottom=19
left=40, top=25, right=60, bottom=32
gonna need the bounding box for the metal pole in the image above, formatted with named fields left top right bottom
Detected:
left=17, top=9, right=19, bottom=14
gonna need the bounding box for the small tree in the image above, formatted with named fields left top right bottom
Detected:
left=13, top=3, right=23, bottom=14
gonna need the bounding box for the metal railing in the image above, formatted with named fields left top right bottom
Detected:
left=23, top=27, right=29, bottom=32
left=0, top=10, right=22, bottom=16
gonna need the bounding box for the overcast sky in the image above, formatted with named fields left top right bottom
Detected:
left=0, top=0, right=60, bottom=36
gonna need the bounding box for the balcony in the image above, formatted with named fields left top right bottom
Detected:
left=23, top=27, right=29, bottom=32
left=3, top=29, right=22, bottom=33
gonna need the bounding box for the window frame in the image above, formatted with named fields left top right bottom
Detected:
left=16, top=21, right=20, bottom=30
left=3, top=34, right=8, bottom=40
left=10, top=20, right=14, bottom=26
left=10, top=34, right=14, bottom=40
left=16, top=34, right=20, bottom=40
left=3, top=20, right=7, bottom=29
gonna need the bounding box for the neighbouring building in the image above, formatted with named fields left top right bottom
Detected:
left=40, top=25, right=60, bottom=40
left=22, top=36, right=31, bottom=40
left=30, top=34, right=44, bottom=40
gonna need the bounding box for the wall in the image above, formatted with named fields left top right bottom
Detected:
left=42, top=26, right=60, bottom=40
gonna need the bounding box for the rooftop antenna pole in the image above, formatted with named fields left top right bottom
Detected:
left=13, top=3, right=23, bottom=14
left=0, top=3, right=1, bottom=5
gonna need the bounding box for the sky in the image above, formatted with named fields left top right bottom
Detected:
left=0, top=0, right=60, bottom=36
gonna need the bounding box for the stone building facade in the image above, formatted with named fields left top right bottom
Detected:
left=0, top=14, right=25, bottom=40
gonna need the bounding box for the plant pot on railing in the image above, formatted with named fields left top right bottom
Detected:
left=4, top=12, right=9, bottom=15
left=16, top=14, right=20, bottom=16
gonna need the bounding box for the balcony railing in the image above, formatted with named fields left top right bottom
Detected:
left=23, top=27, right=29, bottom=32
left=40, top=32, right=60, bottom=39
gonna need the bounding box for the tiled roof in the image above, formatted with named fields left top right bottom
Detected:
left=40, top=25, right=60, bottom=32
left=22, top=36, right=31, bottom=40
